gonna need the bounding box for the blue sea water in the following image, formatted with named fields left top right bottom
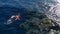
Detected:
left=0, top=0, right=58, bottom=34
left=0, top=6, right=26, bottom=34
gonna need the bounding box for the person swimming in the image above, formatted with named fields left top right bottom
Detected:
left=4, top=14, right=20, bottom=25
left=10, top=14, right=20, bottom=20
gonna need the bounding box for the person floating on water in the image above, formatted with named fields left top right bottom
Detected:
left=10, top=14, right=20, bottom=20
left=4, top=14, right=20, bottom=24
